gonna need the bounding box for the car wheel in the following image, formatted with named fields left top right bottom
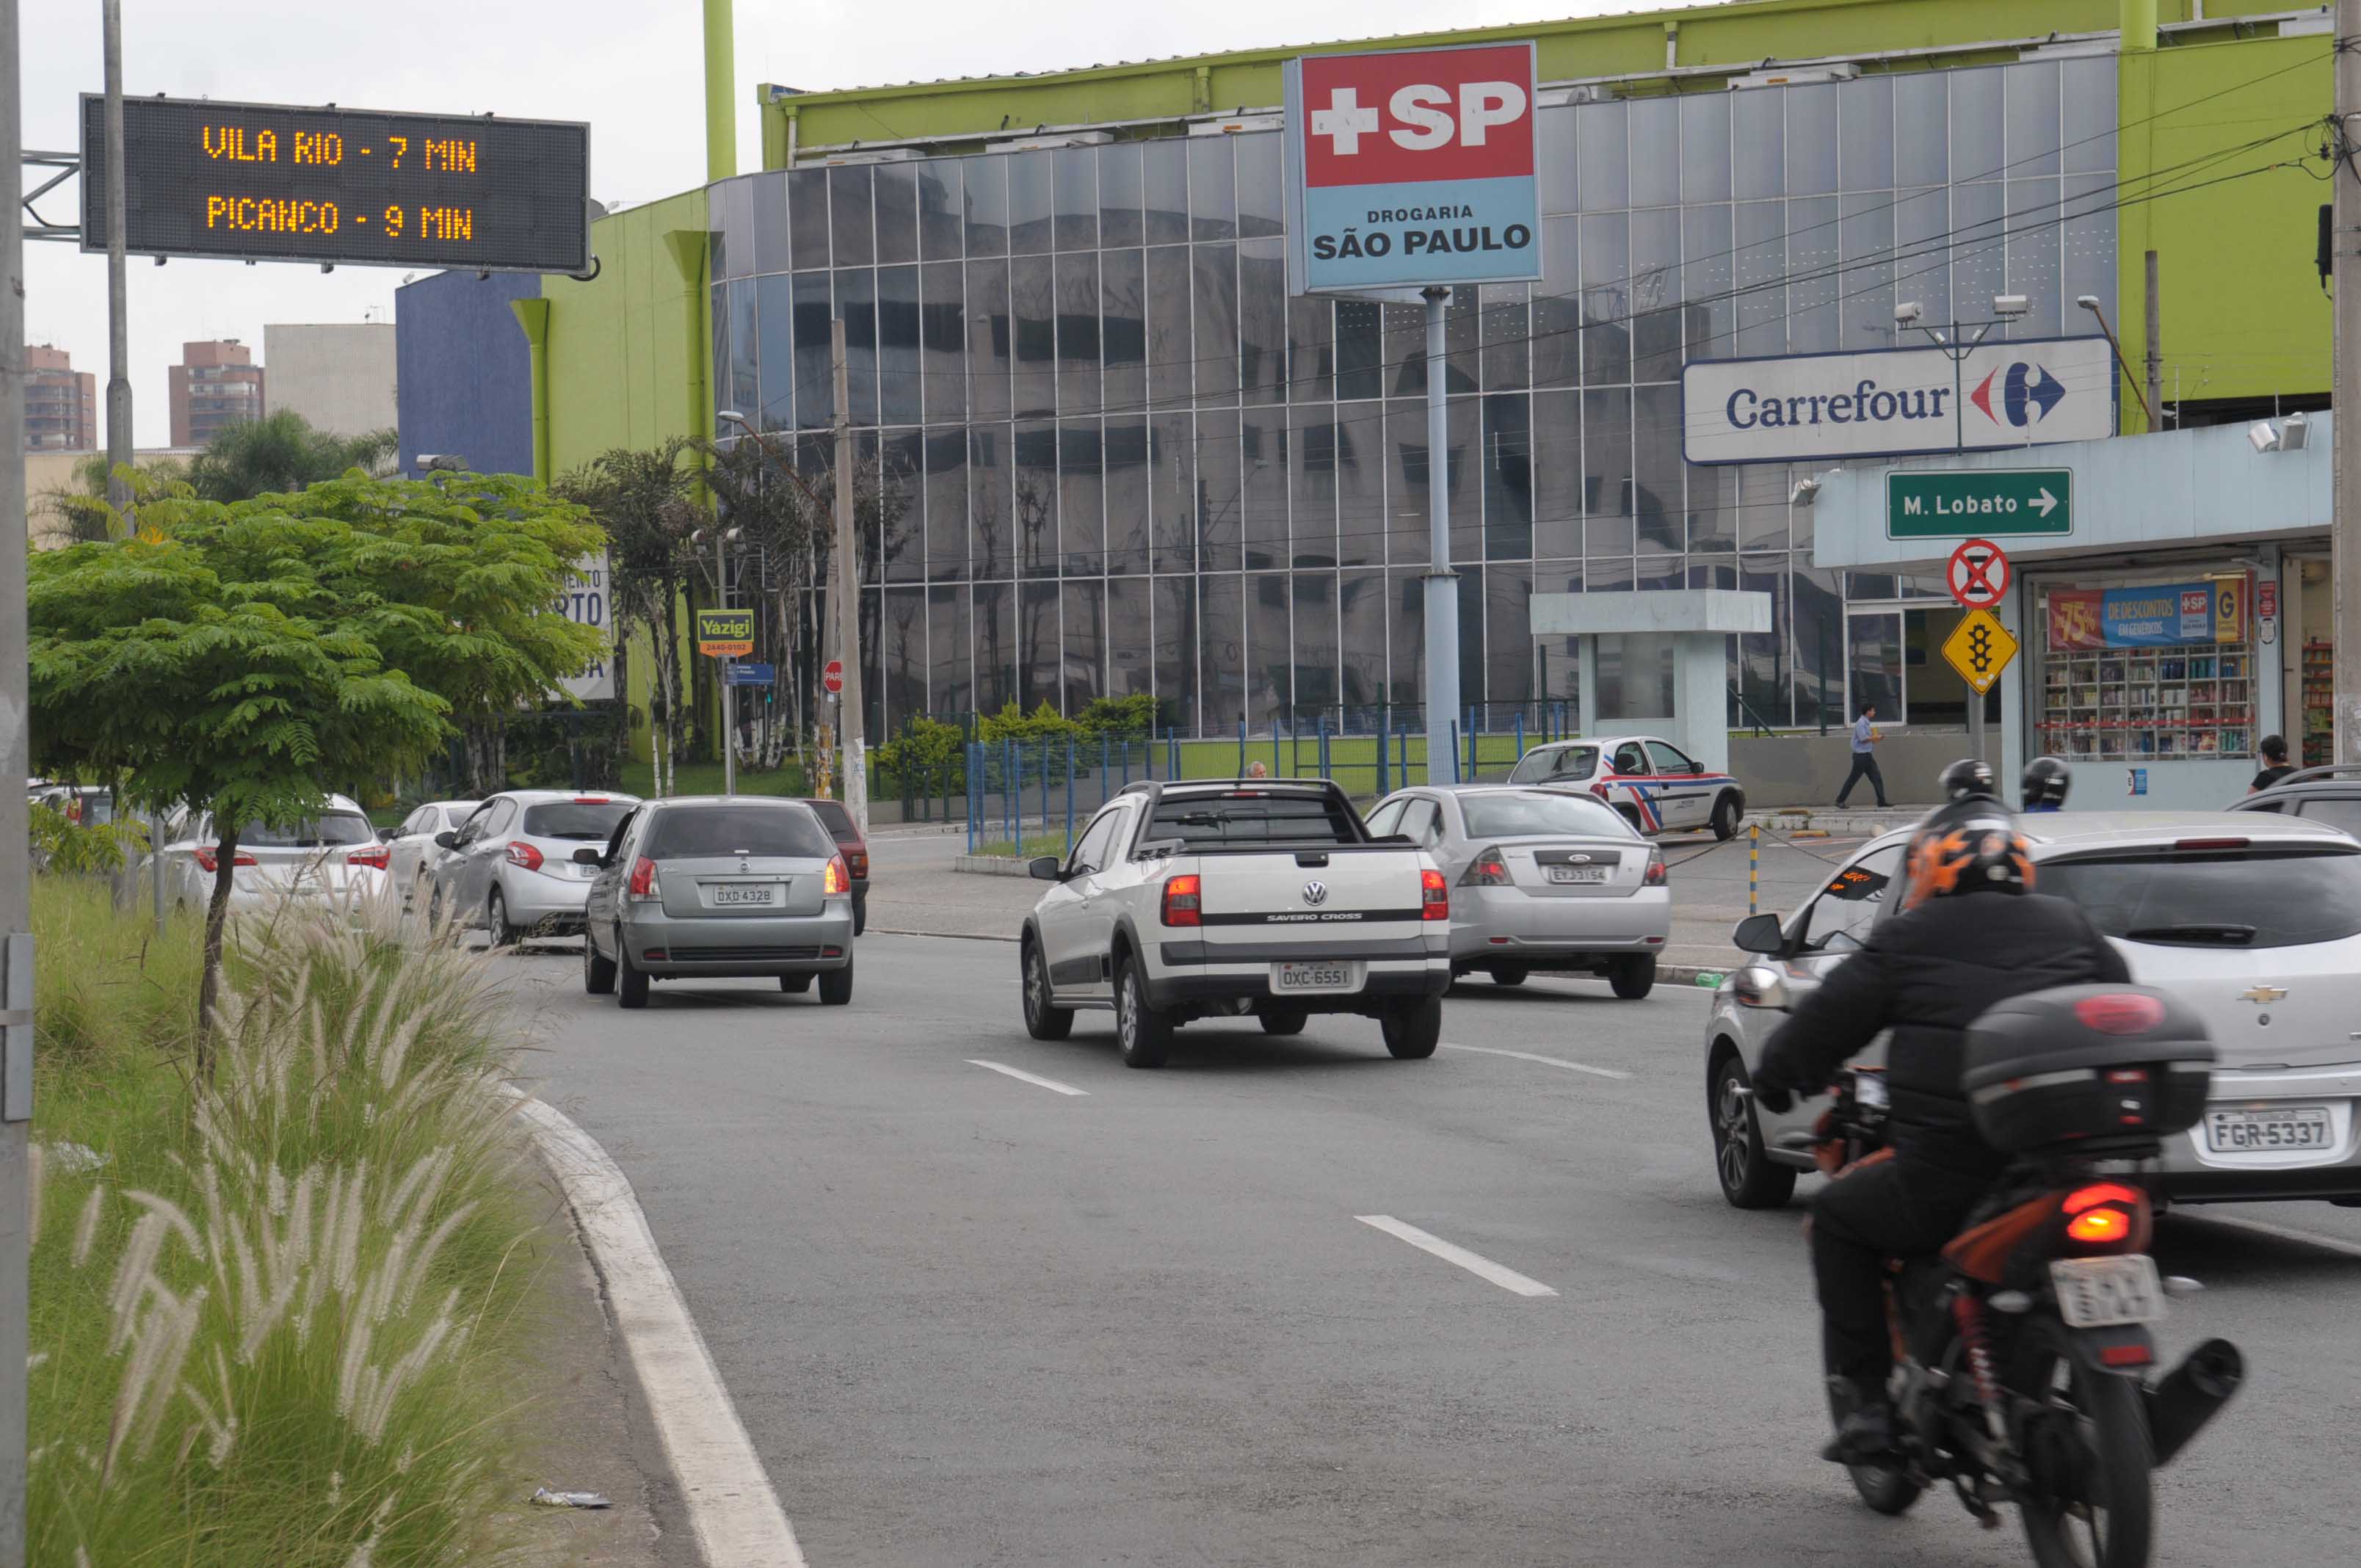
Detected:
left=487, top=888, right=518, bottom=948
left=1114, top=956, right=1171, bottom=1068
left=780, top=972, right=814, bottom=994
left=616, top=934, right=649, bottom=1009
left=819, top=953, right=855, bottom=1006
left=583, top=931, right=616, bottom=996
left=1609, top=954, right=1657, bottom=1000
left=1711, top=792, right=1743, bottom=841
left=1259, top=1007, right=1308, bottom=1037
left=1381, top=996, right=1443, bottom=1059
left=1020, top=937, right=1073, bottom=1042
left=1491, top=965, right=1529, bottom=987
left=427, top=882, right=447, bottom=934
left=1710, top=1052, right=1796, bottom=1210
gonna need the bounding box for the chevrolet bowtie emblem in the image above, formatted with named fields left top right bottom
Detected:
left=2239, top=985, right=2288, bottom=1005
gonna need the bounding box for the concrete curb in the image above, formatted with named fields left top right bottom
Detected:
left=952, top=853, right=1037, bottom=876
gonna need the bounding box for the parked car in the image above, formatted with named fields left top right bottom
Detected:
left=1363, top=783, right=1670, bottom=998
left=1507, top=735, right=1747, bottom=839
left=157, top=794, right=384, bottom=915
left=1020, top=777, right=1451, bottom=1067
left=427, top=789, right=640, bottom=943
left=581, top=796, right=855, bottom=1007
left=381, top=799, right=480, bottom=915
left=798, top=797, right=869, bottom=934
left=2230, top=763, right=2361, bottom=837
left=1705, top=810, right=2361, bottom=1209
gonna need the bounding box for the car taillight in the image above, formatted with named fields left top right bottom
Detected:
left=347, top=845, right=390, bottom=871
left=1161, top=873, right=1203, bottom=927
left=192, top=848, right=258, bottom=872
left=627, top=856, right=659, bottom=900
left=1643, top=849, right=1668, bottom=887
left=824, top=854, right=849, bottom=895
left=1590, top=781, right=1611, bottom=802
left=1459, top=847, right=1512, bottom=888
left=505, top=840, right=545, bottom=872
left=848, top=848, right=868, bottom=879
left=1421, top=867, right=1450, bottom=921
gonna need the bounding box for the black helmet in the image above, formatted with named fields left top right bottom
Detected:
left=1940, top=758, right=1998, bottom=802
left=2023, top=755, right=2072, bottom=810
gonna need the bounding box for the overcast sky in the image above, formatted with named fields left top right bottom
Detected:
left=23, top=0, right=1642, bottom=448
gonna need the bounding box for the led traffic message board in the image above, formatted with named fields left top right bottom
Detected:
left=81, top=95, right=589, bottom=273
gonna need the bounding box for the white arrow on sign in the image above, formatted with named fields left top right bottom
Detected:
left=2030, top=487, right=2059, bottom=518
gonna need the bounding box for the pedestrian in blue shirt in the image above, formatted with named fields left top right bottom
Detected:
left=1835, top=703, right=1890, bottom=807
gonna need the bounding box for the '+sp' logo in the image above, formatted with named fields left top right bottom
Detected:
left=1310, top=90, right=1382, bottom=155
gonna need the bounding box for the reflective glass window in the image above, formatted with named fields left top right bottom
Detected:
left=1631, top=208, right=1681, bottom=383
left=1236, top=134, right=1284, bottom=239
left=830, top=167, right=874, bottom=267
left=1950, top=181, right=2006, bottom=329
left=1189, top=137, right=1236, bottom=241
left=965, top=258, right=1010, bottom=421
left=1385, top=301, right=1427, bottom=399
left=1487, top=563, right=1535, bottom=709
left=918, top=159, right=962, bottom=259
left=1291, top=295, right=1335, bottom=403
left=1628, top=97, right=1678, bottom=208
left=1785, top=84, right=1838, bottom=196
left=752, top=174, right=788, bottom=275
left=1580, top=213, right=1630, bottom=386
left=1239, top=239, right=1288, bottom=405
left=1020, top=578, right=1059, bottom=707
left=880, top=429, right=925, bottom=581
left=1289, top=404, right=1338, bottom=567
left=925, top=427, right=968, bottom=580
left=1385, top=567, right=1426, bottom=704
left=919, top=261, right=965, bottom=424
left=1577, top=100, right=1628, bottom=211
left=1581, top=388, right=1633, bottom=559
left=1532, top=388, right=1581, bottom=561
left=1385, top=404, right=1429, bottom=565
left=1534, top=216, right=1581, bottom=388
left=1537, top=105, right=1578, bottom=214
left=878, top=264, right=922, bottom=425
left=2006, top=179, right=2064, bottom=339
left=1154, top=576, right=1199, bottom=729
left=1738, top=554, right=1790, bottom=727
left=968, top=423, right=1012, bottom=580
left=790, top=168, right=830, bottom=269
left=1483, top=394, right=1534, bottom=561
left=728, top=279, right=759, bottom=424
left=973, top=581, right=1016, bottom=711
left=1838, top=77, right=1893, bottom=192
left=1681, top=203, right=1733, bottom=363
left=1007, top=151, right=1053, bottom=254
left=1055, top=252, right=1101, bottom=413
left=1787, top=196, right=1839, bottom=355
left=1014, top=421, right=1058, bottom=577
left=1200, top=573, right=1243, bottom=730
left=710, top=284, right=728, bottom=424
left=2006, top=62, right=2061, bottom=177
left=1053, top=147, right=1097, bottom=251
left=1895, top=73, right=1948, bottom=187
left=1100, top=249, right=1146, bottom=411
left=1146, top=246, right=1194, bottom=409
left=1336, top=299, right=1384, bottom=402
left=1107, top=577, right=1151, bottom=697
left=1062, top=578, right=1106, bottom=710
left=1686, top=461, right=1735, bottom=553
left=1098, top=142, right=1143, bottom=248
left=1333, top=408, right=1381, bottom=567
left=1105, top=417, right=1150, bottom=576
left=791, top=272, right=833, bottom=429
left=1839, top=197, right=1896, bottom=350
left=875, top=163, right=919, bottom=265
left=1680, top=95, right=1731, bottom=203
left=1247, top=570, right=1290, bottom=729
left=1894, top=188, right=1949, bottom=333
left=1241, top=408, right=1288, bottom=570
left=1059, top=419, right=1104, bottom=576
left=1481, top=283, right=1530, bottom=391
left=756, top=274, right=795, bottom=429
left=964, top=156, right=1009, bottom=255
left=928, top=584, right=971, bottom=714
left=836, top=269, right=878, bottom=426
left=1735, top=200, right=1786, bottom=356
left=2063, top=57, right=2117, bottom=175
left=1952, top=67, right=2003, bottom=181
left=1195, top=408, right=1241, bottom=572
left=1143, top=139, right=1189, bottom=245
left=714, top=178, right=747, bottom=279
left=1193, top=243, right=1240, bottom=403
left=1633, top=383, right=1683, bottom=553
left=1339, top=569, right=1387, bottom=708
left=1447, top=397, right=1481, bottom=565
left=1150, top=412, right=1195, bottom=573
left=1733, top=87, right=1783, bottom=199
left=2063, top=174, right=2117, bottom=324
left=1291, top=570, right=1341, bottom=720
left=1009, top=255, right=1056, bottom=418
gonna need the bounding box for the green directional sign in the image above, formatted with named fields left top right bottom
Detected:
left=1887, top=468, right=2072, bottom=540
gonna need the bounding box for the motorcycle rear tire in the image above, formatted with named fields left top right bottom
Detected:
left=1825, top=1382, right=1923, bottom=1516
left=2014, top=1315, right=2153, bottom=1568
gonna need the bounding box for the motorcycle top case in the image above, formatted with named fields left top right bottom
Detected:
left=1962, top=984, right=2216, bottom=1153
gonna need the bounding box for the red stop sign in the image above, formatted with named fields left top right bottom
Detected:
left=822, top=659, right=844, bottom=694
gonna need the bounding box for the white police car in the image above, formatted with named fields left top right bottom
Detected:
left=1507, top=736, right=1747, bottom=840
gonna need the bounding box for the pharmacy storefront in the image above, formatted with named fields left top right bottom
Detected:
left=1806, top=413, right=2330, bottom=810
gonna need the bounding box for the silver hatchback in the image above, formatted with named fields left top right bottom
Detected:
left=581, top=796, right=855, bottom=1009
left=427, top=789, right=640, bottom=942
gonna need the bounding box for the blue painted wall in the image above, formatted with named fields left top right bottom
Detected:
left=395, top=269, right=538, bottom=479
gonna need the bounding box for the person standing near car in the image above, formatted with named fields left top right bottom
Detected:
left=2249, top=734, right=2295, bottom=794
left=1835, top=703, right=1890, bottom=808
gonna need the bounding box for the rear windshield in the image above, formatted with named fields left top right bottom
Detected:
left=1460, top=792, right=1635, bottom=840
left=244, top=813, right=375, bottom=849
left=2041, top=849, right=2361, bottom=950
left=642, top=804, right=835, bottom=860
left=1147, top=791, right=1360, bottom=849
left=522, top=801, right=633, bottom=841
left=802, top=799, right=857, bottom=841
left=1508, top=746, right=1599, bottom=785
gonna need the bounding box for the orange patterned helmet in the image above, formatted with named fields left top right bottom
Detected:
left=1900, top=813, right=2037, bottom=911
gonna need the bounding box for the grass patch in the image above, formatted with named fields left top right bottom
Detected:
left=617, top=758, right=808, bottom=800
left=28, top=880, right=551, bottom=1565
left=968, top=834, right=1074, bottom=860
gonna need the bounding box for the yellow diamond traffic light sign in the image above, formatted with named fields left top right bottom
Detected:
left=1941, top=607, right=2018, bottom=694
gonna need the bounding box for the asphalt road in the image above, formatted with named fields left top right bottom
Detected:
left=498, top=933, right=2361, bottom=1567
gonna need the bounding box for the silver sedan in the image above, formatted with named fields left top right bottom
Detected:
left=1364, top=784, right=1672, bottom=998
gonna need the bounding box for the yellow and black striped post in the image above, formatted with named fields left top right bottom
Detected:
left=1749, top=822, right=1760, bottom=915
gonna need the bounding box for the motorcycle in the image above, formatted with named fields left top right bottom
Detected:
left=1741, top=983, right=2245, bottom=1568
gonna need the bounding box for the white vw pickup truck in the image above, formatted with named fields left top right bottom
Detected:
left=1020, top=777, right=1453, bottom=1067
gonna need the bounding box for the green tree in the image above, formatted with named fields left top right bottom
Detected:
left=555, top=441, right=698, bottom=794
left=36, top=454, right=190, bottom=545
left=186, top=407, right=398, bottom=504
left=26, top=476, right=603, bottom=1065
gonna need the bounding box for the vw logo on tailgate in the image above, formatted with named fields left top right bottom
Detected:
left=1302, top=881, right=1329, bottom=906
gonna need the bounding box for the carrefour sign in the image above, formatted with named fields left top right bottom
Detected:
left=1681, top=338, right=2117, bottom=465
left=1282, top=42, right=1542, bottom=294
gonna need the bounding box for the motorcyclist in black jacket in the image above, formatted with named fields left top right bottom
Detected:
left=1751, top=761, right=2131, bottom=1462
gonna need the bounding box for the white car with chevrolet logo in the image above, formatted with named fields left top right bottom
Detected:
left=1507, top=735, right=1747, bottom=839
left=1019, top=778, right=1453, bottom=1067
left=1705, top=810, right=2361, bottom=1210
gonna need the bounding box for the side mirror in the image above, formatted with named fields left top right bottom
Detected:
left=1732, top=912, right=1786, bottom=954
left=573, top=846, right=603, bottom=866
left=1028, top=855, right=1063, bottom=882
left=433, top=831, right=458, bottom=850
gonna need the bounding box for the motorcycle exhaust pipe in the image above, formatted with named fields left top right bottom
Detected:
left=2146, top=1338, right=2244, bottom=1467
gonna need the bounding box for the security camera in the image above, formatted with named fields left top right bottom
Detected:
left=1992, top=294, right=2030, bottom=319
left=1789, top=478, right=1821, bottom=506
left=1893, top=301, right=1923, bottom=325
left=2247, top=421, right=2280, bottom=454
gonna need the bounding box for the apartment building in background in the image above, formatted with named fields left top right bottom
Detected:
left=24, top=344, right=96, bottom=452
left=168, top=338, right=265, bottom=447
left=264, top=322, right=398, bottom=438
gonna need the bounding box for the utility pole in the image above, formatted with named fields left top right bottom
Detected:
left=102, top=0, right=130, bottom=511
left=2337, top=0, right=2361, bottom=766
left=2, top=0, right=37, bottom=1550
left=1420, top=286, right=1458, bottom=784
left=716, top=529, right=737, bottom=796
left=830, top=319, right=868, bottom=830
left=2142, top=250, right=2163, bottom=433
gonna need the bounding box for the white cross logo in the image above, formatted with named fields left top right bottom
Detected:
left=1310, top=87, right=1381, bottom=156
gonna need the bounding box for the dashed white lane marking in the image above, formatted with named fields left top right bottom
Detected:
left=1354, top=1215, right=1559, bottom=1297
left=2191, top=1213, right=2361, bottom=1262
left=967, top=1059, right=1090, bottom=1097
left=1439, top=1042, right=1633, bottom=1081
left=509, top=1092, right=807, bottom=1568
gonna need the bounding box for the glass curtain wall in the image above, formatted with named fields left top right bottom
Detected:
left=708, top=57, right=2117, bottom=738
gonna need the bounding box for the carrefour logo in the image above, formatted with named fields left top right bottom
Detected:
left=1969, top=362, right=2068, bottom=429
